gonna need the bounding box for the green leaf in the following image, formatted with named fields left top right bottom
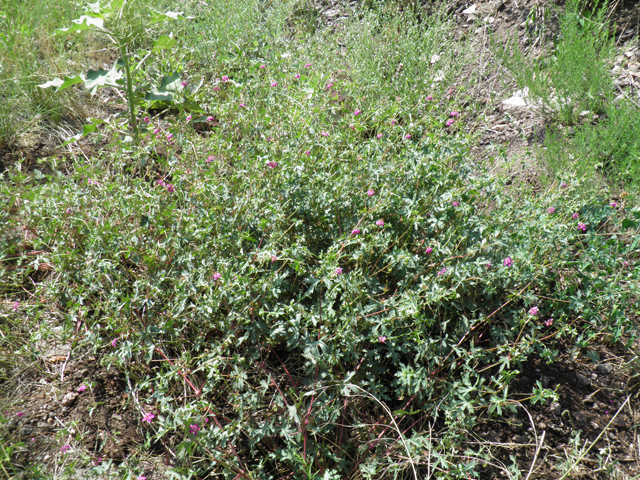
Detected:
left=145, top=73, right=182, bottom=103
left=84, top=66, right=122, bottom=95
left=622, top=219, right=637, bottom=230
left=57, top=15, right=104, bottom=34
left=37, top=75, right=84, bottom=91
left=145, top=91, right=174, bottom=102
left=140, top=215, right=150, bottom=229
left=151, top=35, right=177, bottom=53
left=60, top=120, right=104, bottom=146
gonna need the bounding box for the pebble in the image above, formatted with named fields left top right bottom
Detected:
left=576, top=373, right=591, bottom=387
left=596, top=364, right=613, bottom=375
left=61, top=392, right=79, bottom=407
left=550, top=402, right=562, bottom=416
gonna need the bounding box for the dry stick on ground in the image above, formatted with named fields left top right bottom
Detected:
left=557, top=395, right=631, bottom=480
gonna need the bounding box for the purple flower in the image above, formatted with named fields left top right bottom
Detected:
left=181, top=81, right=187, bottom=87
left=425, top=247, right=433, bottom=254
left=294, top=74, right=300, bottom=79
left=528, top=306, right=539, bottom=316
left=189, top=423, right=200, bottom=435
left=578, top=222, right=586, bottom=232
left=376, top=219, right=384, bottom=227
left=561, top=181, right=568, bottom=188
left=143, top=116, right=150, bottom=123
left=60, top=445, right=71, bottom=454
left=320, top=131, right=329, bottom=137
left=376, top=133, right=382, bottom=139
left=503, top=257, right=514, bottom=267
left=166, top=133, right=173, bottom=140
left=486, top=262, right=492, bottom=269
left=239, top=103, right=246, bottom=108
left=367, top=189, right=375, bottom=197
left=354, top=109, right=361, bottom=116
left=221, top=76, right=229, bottom=82
left=445, top=118, right=455, bottom=127
left=452, top=201, right=459, bottom=207
left=142, top=412, right=155, bottom=423
left=206, top=156, right=214, bottom=163
left=186, top=115, right=192, bottom=122
left=212, top=272, right=222, bottom=281
left=137, top=476, right=147, bottom=480
left=545, top=318, right=554, bottom=327
left=157, top=179, right=165, bottom=186
left=451, top=111, right=459, bottom=117
left=351, top=229, right=360, bottom=236
left=270, top=255, right=277, bottom=263
left=213, top=86, right=220, bottom=91
left=266, top=161, right=277, bottom=169
left=334, top=267, right=343, bottom=275
left=378, top=335, right=386, bottom=343
left=78, top=385, right=87, bottom=393
left=207, top=116, right=214, bottom=122
left=65, top=208, right=71, bottom=214
left=404, top=134, right=411, bottom=139
left=305, top=150, right=311, bottom=155
left=610, top=202, right=617, bottom=208
left=572, top=212, right=579, bottom=219
left=15, top=412, right=24, bottom=417
left=305, top=63, right=311, bottom=68
left=153, top=128, right=159, bottom=134
left=111, top=338, right=117, bottom=347
left=547, top=207, right=555, bottom=214
left=426, top=96, right=433, bottom=101
left=165, top=184, right=175, bottom=193
left=259, top=65, right=266, bottom=69
left=271, top=81, right=278, bottom=87
left=437, top=268, right=447, bottom=276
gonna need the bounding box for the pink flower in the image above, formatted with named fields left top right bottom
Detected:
left=367, top=189, right=375, bottom=197
left=391, top=119, right=396, bottom=125
left=376, top=219, right=384, bottom=227
left=111, top=338, right=117, bottom=347
left=207, top=116, right=214, bottom=122
left=221, top=76, right=229, bottom=82
left=305, top=150, right=310, bottom=155
left=354, top=109, right=361, bottom=116
left=378, top=335, right=386, bottom=343
left=271, top=82, right=278, bottom=87
left=351, top=229, right=360, bottom=236
left=12, top=302, right=18, bottom=311
left=404, top=134, right=411, bottom=139
left=320, top=131, right=329, bottom=137
left=143, top=116, right=150, bottom=123
left=239, top=103, right=246, bottom=108
left=212, top=272, right=222, bottom=281
left=326, top=83, right=333, bottom=89
left=547, top=207, right=555, bottom=214
left=66, top=208, right=71, bottom=214
left=445, top=118, right=455, bottom=127
left=157, top=179, right=165, bottom=186
left=154, top=128, right=159, bottom=134
left=609, top=202, right=617, bottom=208
left=142, top=412, right=155, bottom=423
left=305, top=63, right=311, bottom=68
left=572, top=212, right=579, bottom=219
left=15, top=412, right=24, bottom=417
left=78, top=385, right=87, bottom=393
left=334, top=267, right=343, bottom=275
left=60, top=445, right=71, bottom=454
left=377, top=133, right=382, bottom=139
left=528, top=306, right=539, bottom=316
left=561, top=181, right=568, bottom=188
left=213, top=86, right=220, bottom=91
left=189, top=423, right=200, bottom=435
left=266, top=161, right=277, bottom=169
left=137, top=476, right=147, bottom=480
left=452, top=201, right=459, bottom=207
left=206, top=156, right=214, bottom=163
left=259, top=65, right=266, bottom=69
left=186, top=115, right=192, bottom=122
left=165, top=184, right=175, bottom=193
left=578, top=222, right=586, bottom=232
left=451, top=111, right=459, bottom=117
left=426, top=96, right=433, bottom=101
left=486, top=262, right=492, bottom=269
left=294, top=74, right=300, bottom=79
left=166, top=133, right=173, bottom=140
left=270, top=255, right=277, bottom=263
left=545, top=318, right=554, bottom=327
left=425, top=247, right=433, bottom=254
left=503, top=257, right=514, bottom=267
left=181, top=81, right=187, bottom=87
left=437, top=268, right=447, bottom=276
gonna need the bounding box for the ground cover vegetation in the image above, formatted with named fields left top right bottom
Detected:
left=1, top=0, right=640, bottom=478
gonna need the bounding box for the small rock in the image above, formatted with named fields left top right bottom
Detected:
left=596, top=364, right=613, bottom=375
left=572, top=411, right=587, bottom=423
left=576, top=373, right=591, bottom=387
left=612, top=417, right=627, bottom=429
left=513, top=434, right=529, bottom=444
left=538, top=422, right=547, bottom=430
left=61, top=392, right=79, bottom=407
left=540, top=375, right=552, bottom=388
left=550, top=402, right=562, bottom=416
left=462, top=5, right=477, bottom=14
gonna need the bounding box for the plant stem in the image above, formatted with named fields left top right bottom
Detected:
left=119, top=44, right=139, bottom=140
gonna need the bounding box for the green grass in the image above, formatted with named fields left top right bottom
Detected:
left=1, top=0, right=640, bottom=478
